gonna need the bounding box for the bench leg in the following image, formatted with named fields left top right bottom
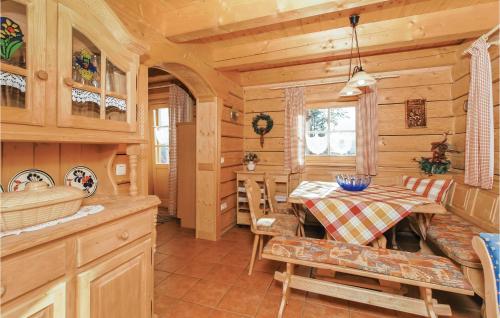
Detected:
left=248, top=234, right=260, bottom=276
left=420, top=287, right=437, bottom=318
left=278, top=263, right=295, bottom=318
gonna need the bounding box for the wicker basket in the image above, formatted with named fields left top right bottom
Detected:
left=0, top=182, right=86, bottom=231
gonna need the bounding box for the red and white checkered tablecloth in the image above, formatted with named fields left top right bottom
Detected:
left=289, top=181, right=435, bottom=245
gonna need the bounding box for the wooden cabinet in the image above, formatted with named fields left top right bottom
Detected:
left=236, top=171, right=290, bottom=225
left=0, top=0, right=145, bottom=142
left=0, top=0, right=47, bottom=126
left=57, top=2, right=138, bottom=132
left=0, top=197, right=159, bottom=318
left=77, top=239, right=152, bottom=318
left=1, top=282, right=67, bottom=318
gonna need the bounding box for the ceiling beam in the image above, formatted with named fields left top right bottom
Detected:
left=211, top=1, right=499, bottom=71
left=162, top=0, right=391, bottom=42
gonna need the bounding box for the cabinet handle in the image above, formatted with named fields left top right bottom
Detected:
left=63, top=77, right=74, bottom=87
left=119, top=231, right=130, bottom=241
left=0, top=286, right=5, bottom=297
left=36, top=70, right=48, bottom=81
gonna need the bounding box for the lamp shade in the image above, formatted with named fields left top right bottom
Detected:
left=348, top=70, right=376, bottom=87
left=339, top=84, right=362, bottom=97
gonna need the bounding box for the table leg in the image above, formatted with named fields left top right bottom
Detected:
left=391, top=226, right=398, bottom=250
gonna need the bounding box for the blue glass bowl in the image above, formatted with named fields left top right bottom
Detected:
left=336, top=174, right=371, bottom=191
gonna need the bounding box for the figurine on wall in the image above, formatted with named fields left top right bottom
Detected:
left=414, top=132, right=458, bottom=175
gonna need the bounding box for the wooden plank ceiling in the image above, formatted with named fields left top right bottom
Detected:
left=107, top=0, right=499, bottom=73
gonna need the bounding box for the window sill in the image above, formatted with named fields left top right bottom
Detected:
left=305, top=155, right=356, bottom=167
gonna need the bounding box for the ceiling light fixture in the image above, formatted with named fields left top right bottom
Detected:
left=339, top=14, right=376, bottom=97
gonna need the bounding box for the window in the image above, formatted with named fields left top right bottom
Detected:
left=153, top=108, right=170, bottom=164
left=305, top=106, right=356, bottom=156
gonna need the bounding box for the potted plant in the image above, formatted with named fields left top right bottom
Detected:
left=243, top=152, right=259, bottom=171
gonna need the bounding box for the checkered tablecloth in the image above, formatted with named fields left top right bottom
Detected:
left=290, top=181, right=435, bottom=245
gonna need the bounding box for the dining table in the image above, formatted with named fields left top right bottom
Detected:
left=288, top=181, right=448, bottom=249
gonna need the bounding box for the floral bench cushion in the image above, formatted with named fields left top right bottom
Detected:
left=264, top=236, right=472, bottom=292
left=479, top=233, right=500, bottom=307
left=427, top=213, right=482, bottom=268
left=256, top=214, right=298, bottom=236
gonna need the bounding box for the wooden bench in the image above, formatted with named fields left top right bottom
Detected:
left=262, top=236, right=473, bottom=318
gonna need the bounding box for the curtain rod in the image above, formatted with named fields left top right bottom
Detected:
left=462, top=24, right=500, bottom=55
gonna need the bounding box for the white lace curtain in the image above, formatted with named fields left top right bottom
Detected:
left=168, top=85, right=193, bottom=215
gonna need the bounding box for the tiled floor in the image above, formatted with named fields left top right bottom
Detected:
left=154, top=220, right=482, bottom=318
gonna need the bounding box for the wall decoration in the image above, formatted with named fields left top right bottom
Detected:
left=0, top=17, right=24, bottom=61
left=65, top=166, right=98, bottom=197
left=8, top=169, right=55, bottom=192
left=405, top=99, right=427, bottom=128
left=252, top=113, right=274, bottom=147
left=414, top=132, right=457, bottom=175
left=73, top=48, right=99, bottom=86
left=243, top=152, right=259, bottom=171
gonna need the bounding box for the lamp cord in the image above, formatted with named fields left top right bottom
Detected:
left=354, top=25, right=362, bottom=71
left=347, top=26, right=354, bottom=81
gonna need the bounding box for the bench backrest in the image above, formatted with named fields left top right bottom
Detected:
left=245, top=179, right=265, bottom=228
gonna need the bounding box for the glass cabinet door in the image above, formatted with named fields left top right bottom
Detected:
left=58, top=4, right=137, bottom=132
left=0, top=0, right=46, bottom=125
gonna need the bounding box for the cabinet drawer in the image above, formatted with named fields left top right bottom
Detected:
left=1, top=242, right=66, bottom=303
left=77, top=210, right=152, bottom=267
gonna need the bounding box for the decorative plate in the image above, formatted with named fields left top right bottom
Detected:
left=64, top=166, right=98, bottom=197
left=8, top=169, right=55, bottom=192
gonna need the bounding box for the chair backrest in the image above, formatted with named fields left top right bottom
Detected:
left=245, top=179, right=265, bottom=229
left=265, top=176, right=279, bottom=214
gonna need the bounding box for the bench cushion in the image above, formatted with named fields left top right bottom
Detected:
left=256, top=214, right=298, bottom=236
left=402, top=176, right=453, bottom=203
left=479, top=233, right=500, bottom=307
left=264, top=236, right=472, bottom=291
left=427, top=213, right=482, bottom=268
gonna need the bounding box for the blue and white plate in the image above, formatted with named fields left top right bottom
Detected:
left=65, top=166, right=98, bottom=197
left=8, top=169, right=55, bottom=192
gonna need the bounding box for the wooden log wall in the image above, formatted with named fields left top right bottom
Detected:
left=242, top=46, right=457, bottom=182
left=219, top=93, right=244, bottom=233
left=0, top=142, right=128, bottom=195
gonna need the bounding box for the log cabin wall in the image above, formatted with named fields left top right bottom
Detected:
left=220, top=94, right=244, bottom=233
left=242, top=45, right=457, bottom=184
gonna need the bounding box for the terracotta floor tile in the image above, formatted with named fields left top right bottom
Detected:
left=156, top=274, right=199, bottom=299
left=234, top=270, right=274, bottom=292
left=182, top=279, right=232, bottom=307
left=256, top=294, right=304, bottom=318
left=302, top=302, right=349, bottom=318
left=155, top=270, right=171, bottom=287
left=207, top=309, right=250, bottom=318
left=154, top=294, right=179, bottom=318
left=156, top=255, right=192, bottom=273
left=175, top=260, right=216, bottom=278
left=349, top=303, right=398, bottom=318
left=250, top=259, right=281, bottom=274
left=193, top=246, right=232, bottom=263
left=165, top=300, right=213, bottom=318
left=154, top=252, right=169, bottom=265
left=219, top=251, right=251, bottom=268
left=217, top=286, right=265, bottom=316
left=205, top=264, right=245, bottom=285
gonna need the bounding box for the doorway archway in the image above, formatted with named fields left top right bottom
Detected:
left=148, top=63, right=220, bottom=241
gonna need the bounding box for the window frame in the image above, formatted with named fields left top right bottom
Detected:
left=305, top=103, right=357, bottom=167
left=152, top=107, right=170, bottom=165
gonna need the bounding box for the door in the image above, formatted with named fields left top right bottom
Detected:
left=57, top=3, right=137, bottom=132
left=1, top=0, right=46, bottom=125
left=2, top=282, right=66, bottom=318
left=77, top=239, right=152, bottom=318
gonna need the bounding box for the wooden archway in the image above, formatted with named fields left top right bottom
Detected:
left=147, top=63, right=220, bottom=241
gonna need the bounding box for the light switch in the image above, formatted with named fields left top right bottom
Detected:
left=220, top=202, right=227, bottom=211
left=116, top=164, right=127, bottom=176
left=220, top=157, right=225, bottom=164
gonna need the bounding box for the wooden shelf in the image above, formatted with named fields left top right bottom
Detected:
left=70, top=80, right=101, bottom=94
left=106, top=90, right=127, bottom=100
left=0, top=62, right=28, bottom=77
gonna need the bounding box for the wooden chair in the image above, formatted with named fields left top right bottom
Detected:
left=472, top=235, right=500, bottom=318
left=265, top=176, right=305, bottom=237
left=245, top=179, right=299, bottom=275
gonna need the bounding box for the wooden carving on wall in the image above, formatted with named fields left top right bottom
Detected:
left=405, top=99, right=427, bottom=128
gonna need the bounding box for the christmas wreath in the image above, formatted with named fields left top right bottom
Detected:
left=252, top=113, right=273, bottom=147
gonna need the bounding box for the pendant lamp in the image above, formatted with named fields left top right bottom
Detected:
left=339, top=14, right=375, bottom=97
